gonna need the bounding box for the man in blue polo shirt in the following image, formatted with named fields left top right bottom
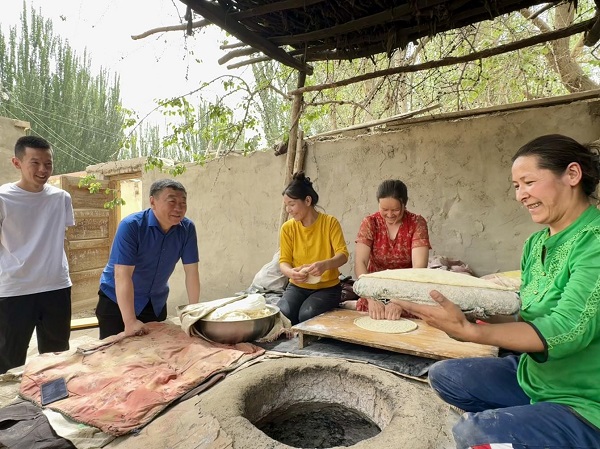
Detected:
left=96, top=179, right=200, bottom=339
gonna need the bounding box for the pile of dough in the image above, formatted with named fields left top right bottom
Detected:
left=204, top=294, right=274, bottom=321
left=353, top=268, right=520, bottom=316
left=354, top=316, right=417, bottom=334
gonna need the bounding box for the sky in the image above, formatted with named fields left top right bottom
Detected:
left=0, top=0, right=254, bottom=123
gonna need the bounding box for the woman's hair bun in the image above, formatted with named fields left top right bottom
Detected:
left=293, top=171, right=311, bottom=184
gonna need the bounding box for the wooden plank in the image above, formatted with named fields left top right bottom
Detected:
left=298, top=333, right=319, bottom=349
left=232, top=0, right=326, bottom=20
left=66, top=209, right=110, bottom=240
left=70, top=268, right=103, bottom=313
left=270, top=0, right=447, bottom=45
left=66, top=238, right=110, bottom=273
left=71, top=317, right=99, bottom=330
left=292, top=309, right=498, bottom=360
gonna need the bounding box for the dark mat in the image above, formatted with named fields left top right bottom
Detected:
left=256, top=336, right=435, bottom=378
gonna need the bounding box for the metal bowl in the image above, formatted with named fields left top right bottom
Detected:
left=194, top=304, right=280, bottom=344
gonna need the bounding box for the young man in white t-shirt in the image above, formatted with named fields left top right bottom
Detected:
left=0, top=136, right=75, bottom=373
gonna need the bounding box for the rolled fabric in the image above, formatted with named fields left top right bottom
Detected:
left=353, top=268, right=520, bottom=316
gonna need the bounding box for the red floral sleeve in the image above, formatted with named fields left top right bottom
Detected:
left=355, top=216, right=375, bottom=246
left=411, top=215, right=431, bottom=249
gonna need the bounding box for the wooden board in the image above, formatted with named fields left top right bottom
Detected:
left=59, top=176, right=117, bottom=314
left=292, top=309, right=498, bottom=360
left=71, top=317, right=99, bottom=330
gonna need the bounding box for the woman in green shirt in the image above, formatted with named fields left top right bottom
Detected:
left=394, top=134, right=600, bottom=449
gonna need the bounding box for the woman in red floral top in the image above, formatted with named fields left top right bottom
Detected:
left=354, top=180, right=431, bottom=319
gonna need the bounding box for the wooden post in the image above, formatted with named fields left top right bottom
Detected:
left=279, top=70, right=306, bottom=227
left=293, top=130, right=306, bottom=174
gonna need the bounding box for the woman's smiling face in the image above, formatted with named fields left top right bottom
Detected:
left=378, top=197, right=404, bottom=225
left=511, top=155, right=575, bottom=233
left=283, top=194, right=312, bottom=222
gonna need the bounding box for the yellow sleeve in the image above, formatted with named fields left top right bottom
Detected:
left=279, top=220, right=294, bottom=266
left=329, top=216, right=349, bottom=258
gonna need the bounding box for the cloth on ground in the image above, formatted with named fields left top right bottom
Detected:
left=257, top=337, right=434, bottom=379
left=19, top=322, right=264, bottom=436
left=0, top=399, right=75, bottom=449
left=178, top=296, right=293, bottom=343
left=43, top=408, right=114, bottom=449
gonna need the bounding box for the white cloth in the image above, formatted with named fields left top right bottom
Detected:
left=177, top=296, right=293, bottom=342
left=0, top=183, right=75, bottom=296
left=43, top=409, right=115, bottom=448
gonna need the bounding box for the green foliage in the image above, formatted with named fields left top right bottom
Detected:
left=78, top=174, right=126, bottom=210
left=250, top=2, right=598, bottom=136
left=0, top=5, right=126, bottom=174
left=120, top=74, right=263, bottom=173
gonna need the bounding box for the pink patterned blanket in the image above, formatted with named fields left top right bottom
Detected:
left=19, top=322, right=264, bottom=436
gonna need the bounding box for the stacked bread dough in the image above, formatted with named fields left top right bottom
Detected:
left=353, top=268, right=520, bottom=316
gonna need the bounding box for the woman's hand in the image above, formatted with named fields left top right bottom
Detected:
left=391, top=290, right=475, bottom=341
left=289, top=266, right=310, bottom=283
left=384, top=302, right=403, bottom=320
left=302, top=261, right=328, bottom=277
left=367, top=298, right=386, bottom=319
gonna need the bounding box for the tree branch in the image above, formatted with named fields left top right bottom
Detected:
left=131, top=19, right=209, bottom=40
left=289, top=18, right=596, bottom=95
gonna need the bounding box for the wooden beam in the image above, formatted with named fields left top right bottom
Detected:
left=310, top=104, right=442, bottom=137
left=232, top=0, right=326, bottom=20
left=270, top=0, right=447, bottom=45
left=289, top=18, right=596, bottom=95
left=584, top=14, right=600, bottom=46
left=180, top=0, right=313, bottom=74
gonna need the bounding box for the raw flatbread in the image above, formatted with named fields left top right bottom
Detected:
left=300, top=268, right=321, bottom=284
left=354, top=316, right=418, bottom=334
left=305, top=274, right=321, bottom=284
left=353, top=268, right=520, bottom=316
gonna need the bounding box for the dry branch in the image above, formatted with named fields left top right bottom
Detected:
left=220, top=42, right=248, bottom=50
left=218, top=47, right=258, bottom=65
left=289, top=18, right=596, bottom=95
left=131, top=19, right=209, bottom=40
left=311, top=104, right=441, bottom=137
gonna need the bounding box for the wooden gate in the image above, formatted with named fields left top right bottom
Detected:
left=57, top=176, right=118, bottom=314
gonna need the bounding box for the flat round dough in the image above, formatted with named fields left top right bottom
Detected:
left=354, top=316, right=418, bottom=334
left=305, top=274, right=322, bottom=284
left=300, top=268, right=321, bottom=284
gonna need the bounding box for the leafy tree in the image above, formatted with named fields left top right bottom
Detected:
left=118, top=1, right=600, bottom=162
left=248, top=1, right=599, bottom=135
left=0, top=5, right=126, bottom=174
left=120, top=75, right=262, bottom=175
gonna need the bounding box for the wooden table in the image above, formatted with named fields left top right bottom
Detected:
left=292, top=309, right=498, bottom=360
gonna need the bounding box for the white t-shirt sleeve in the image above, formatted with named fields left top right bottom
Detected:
left=64, top=192, right=75, bottom=227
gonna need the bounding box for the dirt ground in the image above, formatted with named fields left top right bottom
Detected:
left=3, top=321, right=458, bottom=449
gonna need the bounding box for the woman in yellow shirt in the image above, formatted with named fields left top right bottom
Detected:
left=278, top=172, right=349, bottom=324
